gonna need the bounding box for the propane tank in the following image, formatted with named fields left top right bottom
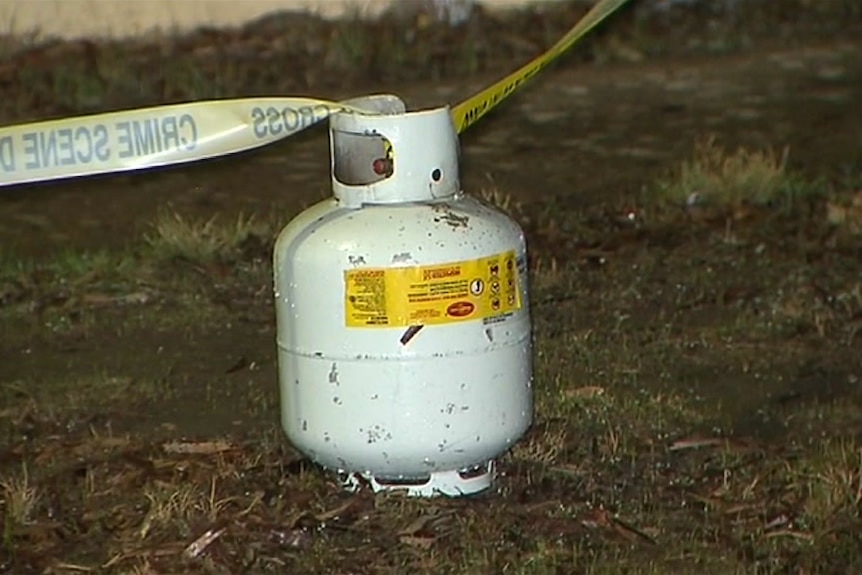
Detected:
left=273, top=94, right=532, bottom=497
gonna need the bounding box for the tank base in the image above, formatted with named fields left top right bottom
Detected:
left=340, top=461, right=495, bottom=497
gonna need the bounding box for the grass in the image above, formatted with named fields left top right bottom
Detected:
left=0, top=374, right=175, bottom=440
left=798, top=440, right=862, bottom=527
left=655, top=136, right=794, bottom=210
left=1, top=1, right=861, bottom=570
left=144, top=207, right=276, bottom=264
left=0, top=247, right=136, bottom=283
left=1, top=465, right=38, bottom=526
left=0, top=205, right=288, bottom=340
left=4, top=179, right=860, bottom=572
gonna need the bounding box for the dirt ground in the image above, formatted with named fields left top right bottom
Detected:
left=1, top=1, right=862, bottom=573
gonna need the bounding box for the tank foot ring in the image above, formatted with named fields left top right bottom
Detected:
left=341, top=461, right=495, bottom=497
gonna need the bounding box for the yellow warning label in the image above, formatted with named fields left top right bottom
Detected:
left=345, top=251, right=522, bottom=327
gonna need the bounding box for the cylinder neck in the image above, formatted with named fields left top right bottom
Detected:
left=329, top=95, right=461, bottom=208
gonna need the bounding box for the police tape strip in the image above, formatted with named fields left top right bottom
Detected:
left=0, top=0, right=629, bottom=188
left=0, top=98, right=371, bottom=187
left=450, top=0, right=629, bottom=132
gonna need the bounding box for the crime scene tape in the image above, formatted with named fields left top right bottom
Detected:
left=0, top=0, right=629, bottom=188
left=450, top=0, right=629, bottom=132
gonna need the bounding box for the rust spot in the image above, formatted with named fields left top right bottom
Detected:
left=432, top=203, right=469, bottom=228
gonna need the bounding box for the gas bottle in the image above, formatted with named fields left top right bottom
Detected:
left=273, top=94, right=532, bottom=497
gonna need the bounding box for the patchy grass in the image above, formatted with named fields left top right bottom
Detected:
left=796, top=439, right=862, bottom=528
left=1, top=372, right=173, bottom=416
left=656, top=136, right=794, bottom=210
left=1, top=375, right=859, bottom=573
left=1, top=465, right=39, bottom=527
left=479, top=186, right=519, bottom=215
left=144, top=207, right=277, bottom=265
left=0, top=213, right=279, bottom=342
left=1, top=166, right=861, bottom=572
left=1, top=1, right=862, bottom=567
left=0, top=248, right=136, bottom=283
left=0, top=8, right=858, bottom=575
left=0, top=248, right=149, bottom=337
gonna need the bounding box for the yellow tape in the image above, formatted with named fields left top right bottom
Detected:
left=450, top=0, right=630, bottom=132
left=0, top=0, right=629, bottom=188
left=0, top=97, right=370, bottom=186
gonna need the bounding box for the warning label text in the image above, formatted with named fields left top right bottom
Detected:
left=344, top=251, right=522, bottom=328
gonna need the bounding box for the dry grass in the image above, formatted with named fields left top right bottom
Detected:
left=1, top=135, right=861, bottom=575
left=1, top=2, right=862, bottom=570
left=657, top=135, right=792, bottom=209
left=138, top=483, right=199, bottom=539
left=479, top=186, right=518, bottom=215
left=2, top=213, right=861, bottom=572
left=796, top=439, right=862, bottom=528
left=1, top=466, right=39, bottom=527
left=0, top=248, right=136, bottom=286
left=4, top=388, right=861, bottom=574
left=144, top=207, right=274, bottom=264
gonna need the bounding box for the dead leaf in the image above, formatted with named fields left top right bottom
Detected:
left=162, top=440, right=236, bottom=455
left=610, top=515, right=657, bottom=545
left=314, top=492, right=373, bottom=525
left=668, top=437, right=725, bottom=451
left=397, top=513, right=438, bottom=537
left=399, top=535, right=436, bottom=549
left=582, top=508, right=656, bottom=545
left=762, top=529, right=814, bottom=542
left=724, top=503, right=760, bottom=515
left=582, top=507, right=612, bottom=529
left=50, top=563, right=93, bottom=572
left=764, top=514, right=791, bottom=531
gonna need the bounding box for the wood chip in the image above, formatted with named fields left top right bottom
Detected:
left=668, top=437, right=726, bottom=451
left=183, top=527, right=226, bottom=559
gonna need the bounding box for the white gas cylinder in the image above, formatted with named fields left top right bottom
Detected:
left=273, top=95, right=532, bottom=497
